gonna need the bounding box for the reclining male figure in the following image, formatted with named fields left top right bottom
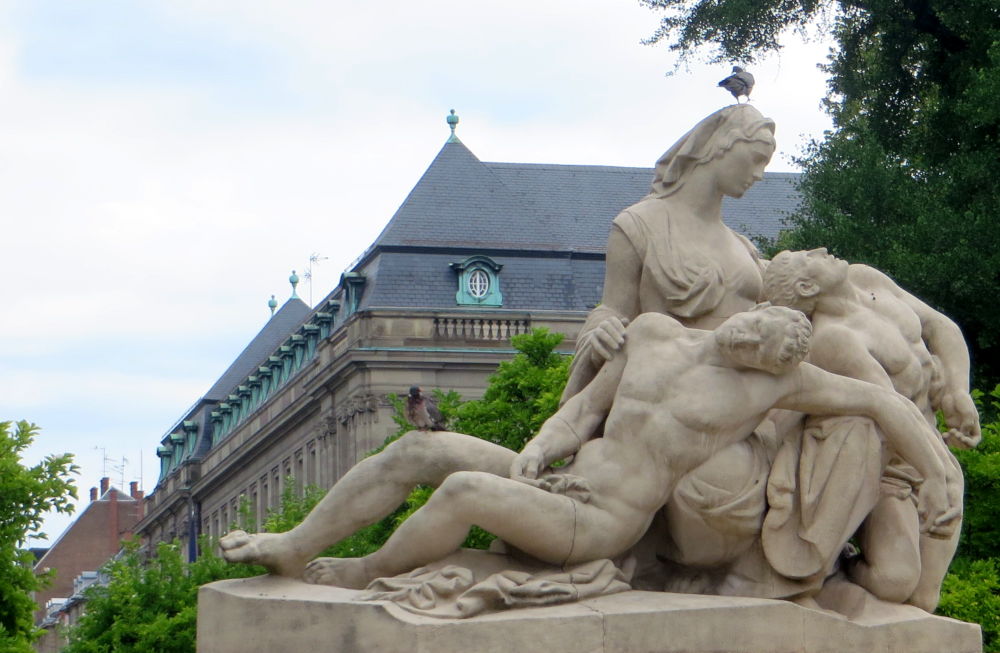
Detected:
left=221, top=306, right=955, bottom=591
left=763, top=248, right=977, bottom=611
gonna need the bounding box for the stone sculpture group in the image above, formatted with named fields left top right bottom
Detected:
left=219, top=104, right=979, bottom=623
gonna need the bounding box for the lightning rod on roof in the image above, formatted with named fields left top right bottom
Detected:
left=304, top=253, right=329, bottom=306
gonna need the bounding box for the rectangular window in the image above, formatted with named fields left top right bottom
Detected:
left=295, top=451, right=304, bottom=495
left=261, top=477, right=269, bottom=524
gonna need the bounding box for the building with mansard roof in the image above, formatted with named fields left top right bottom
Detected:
left=134, top=115, right=802, bottom=556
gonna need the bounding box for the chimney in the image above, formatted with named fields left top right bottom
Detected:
left=100, top=477, right=110, bottom=496
left=90, top=487, right=98, bottom=502
left=130, top=481, right=139, bottom=499
left=109, top=488, right=119, bottom=548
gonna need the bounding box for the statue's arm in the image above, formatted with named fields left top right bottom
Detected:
left=562, top=224, right=642, bottom=402
left=513, top=346, right=626, bottom=480
left=579, top=225, right=641, bottom=363
left=863, top=265, right=979, bottom=447
left=803, top=332, right=965, bottom=533
left=869, top=266, right=970, bottom=389
left=776, top=364, right=955, bottom=533
left=600, top=224, right=643, bottom=325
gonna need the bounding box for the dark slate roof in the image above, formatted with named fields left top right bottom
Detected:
left=721, top=172, right=801, bottom=242
left=370, top=141, right=802, bottom=254
left=359, top=251, right=606, bottom=312
left=371, top=141, right=566, bottom=251
left=204, top=297, right=312, bottom=401
left=357, top=140, right=801, bottom=312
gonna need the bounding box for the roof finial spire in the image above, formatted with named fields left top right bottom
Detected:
left=289, top=270, right=300, bottom=299
left=267, top=294, right=277, bottom=316
left=446, top=109, right=460, bottom=143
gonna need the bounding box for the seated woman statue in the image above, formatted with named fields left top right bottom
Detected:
left=563, top=103, right=775, bottom=399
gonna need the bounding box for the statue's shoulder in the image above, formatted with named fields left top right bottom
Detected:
left=611, top=198, right=661, bottom=239
left=733, top=231, right=762, bottom=261
left=811, top=318, right=859, bottom=344
left=847, top=263, right=894, bottom=289
left=628, top=312, right=685, bottom=339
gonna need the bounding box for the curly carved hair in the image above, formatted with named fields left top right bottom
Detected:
left=753, top=304, right=812, bottom=366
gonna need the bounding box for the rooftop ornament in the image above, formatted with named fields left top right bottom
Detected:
left=446, top=109, right=460, bottom=144
left=289, top=270, right=300, bottom=299
left=268, top=294, right=278, bottom=316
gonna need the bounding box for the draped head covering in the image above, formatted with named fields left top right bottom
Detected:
left=649, top=104, right=776, bottom=198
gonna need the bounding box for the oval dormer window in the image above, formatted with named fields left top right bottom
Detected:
left=468, top=269, right=490, bottom=298
left=450, top=255, right=503, bottom=307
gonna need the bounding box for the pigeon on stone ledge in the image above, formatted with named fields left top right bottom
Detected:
left=406, top=386, right=446, bottom=431
left=719, top=66, right=755, bottom=103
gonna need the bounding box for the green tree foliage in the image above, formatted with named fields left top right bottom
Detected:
left=642, top=0, right=1000, bottom=380
left=939, top=558, right=1000, bottom=652
left=935, top=385, right=1000, bottom=649
left=260, top=475, right=428, bottom=559
left=951, top=387, right=1000, bottom=562
left=453, top=328, right=571, bottom=452
left=63, top=539, right=261, bottom=653
left=0, top=421, right=77, bottom=653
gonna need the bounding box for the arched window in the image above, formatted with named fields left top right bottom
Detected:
left=449, top=255, right=503, bottom=307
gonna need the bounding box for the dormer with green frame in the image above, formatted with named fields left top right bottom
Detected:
left=450, top=255, right=503, bottom=307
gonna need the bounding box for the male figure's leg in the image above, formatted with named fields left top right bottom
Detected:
left=848, top=494, right=921, bottom=603
left=305, top=470, right=641, bottom=588
left=220, top=431, right=515, bottom=577
left=908, top=522, right=961, bottom=611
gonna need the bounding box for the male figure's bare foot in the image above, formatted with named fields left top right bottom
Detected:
left=219, top=530, right=309, bottom=578
left=303, top=556, right=381, bottom=589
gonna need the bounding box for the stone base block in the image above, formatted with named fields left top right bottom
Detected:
left=197, top=575, right=981, bottom=653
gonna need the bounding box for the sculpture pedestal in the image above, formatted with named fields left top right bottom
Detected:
left=197, top=575, right=981, bottom=653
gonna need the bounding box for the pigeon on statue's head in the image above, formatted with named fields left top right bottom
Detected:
left=718, top=66, right=755, bottom=103
left=406, top=386, right=446, bottom=431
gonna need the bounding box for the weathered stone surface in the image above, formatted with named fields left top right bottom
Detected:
left=197, top=575, right=981, bottom=653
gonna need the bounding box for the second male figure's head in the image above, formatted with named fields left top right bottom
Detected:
left=763, top=248, right=850, bottom=314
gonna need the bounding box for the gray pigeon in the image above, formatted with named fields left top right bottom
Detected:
left=406, top=386, right=445, bottom=431
left=718, top=66, right=755, bottom=103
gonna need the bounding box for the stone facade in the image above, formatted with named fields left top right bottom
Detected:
left=137, top=307, right=585, bottom=555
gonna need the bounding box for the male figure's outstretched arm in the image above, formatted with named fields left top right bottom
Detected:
left=775, top=363, right=956, bottom=535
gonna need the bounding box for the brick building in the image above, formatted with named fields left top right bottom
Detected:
left=32, top=478, right=143, bottom=648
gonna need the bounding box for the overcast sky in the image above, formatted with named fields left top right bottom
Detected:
left=1, top=1, right=834, bottom=545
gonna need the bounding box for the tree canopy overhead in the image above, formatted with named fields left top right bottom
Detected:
left=642, top=0, right=1000, bottom=380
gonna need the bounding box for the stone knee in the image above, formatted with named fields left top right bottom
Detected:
left=431, top=471, right=487, bottom=517
left=854, top=556, right=920, bottom=604
left=378, top=431, right=450, bottom=485
left=908, top=585, right=941, bottom=613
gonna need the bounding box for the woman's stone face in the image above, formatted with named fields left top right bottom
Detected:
left=713, top=140, right=774, bottom=199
